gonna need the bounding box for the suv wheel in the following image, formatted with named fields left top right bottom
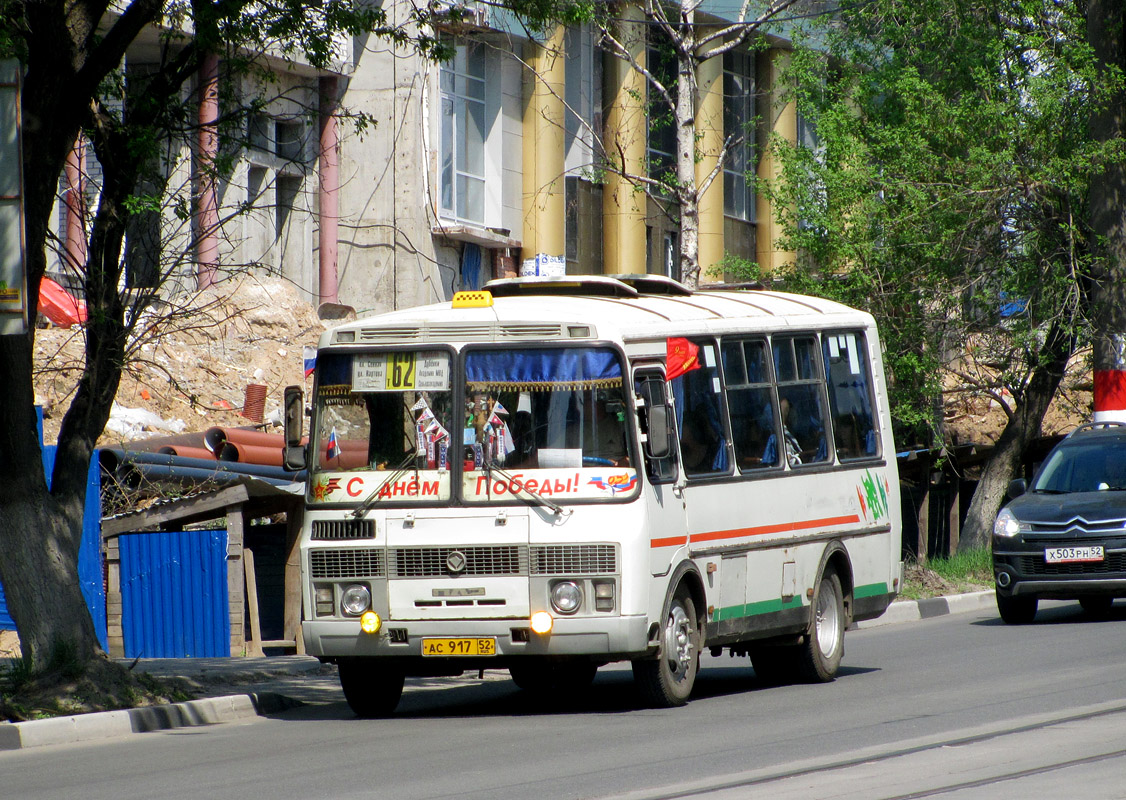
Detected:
left=996, top=589, right=1038, bottom=624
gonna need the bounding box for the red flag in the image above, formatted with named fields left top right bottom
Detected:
left=666, top=337, right=701, bottom=381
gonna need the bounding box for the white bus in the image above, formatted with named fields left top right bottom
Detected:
left=282, top=275, right=902, bottom=715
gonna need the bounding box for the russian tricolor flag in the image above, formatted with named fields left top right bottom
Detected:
left=327, top=426, right=341, bottom=460
left=303, top=345, right=317, bottom=378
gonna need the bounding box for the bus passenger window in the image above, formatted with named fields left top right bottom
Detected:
left=672, top=342, right=730, bottom=477
left=722, top=339, right=776, bottom=470
left=773, top=336, right=830, bottom=467
left=822, top=332, right=880, bottom=460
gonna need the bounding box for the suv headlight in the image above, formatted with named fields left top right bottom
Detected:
left=993, top=508, right=1025, bottom=538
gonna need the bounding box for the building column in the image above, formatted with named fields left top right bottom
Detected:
left=755, top=48, right=797, bottom=275
left=318, top=76, right=340, bottom=306
left=522, top=26, right=567, bottom=262
left=695, top=51, right=724, bottom=283
left=196, top=52, right=219, bottom=290
left=64, top=134, right=87, bottom=273
left=602, top=4, right=647, bottom=275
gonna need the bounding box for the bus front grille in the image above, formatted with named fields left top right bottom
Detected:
left=390, top=545, right=527, bottom=577
left=310, top=548, right=385, bottom=578
left=531, top=544, right=618, bottom=575
left=311, top=519, right=376, bottom=540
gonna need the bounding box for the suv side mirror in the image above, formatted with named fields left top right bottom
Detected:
left=1007, top=478, right=1027, bottom=499
left=283, top=385, right=307, bottom=471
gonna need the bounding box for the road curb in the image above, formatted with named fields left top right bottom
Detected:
left=855, top=589, right=994, bottom=629
left=0, top=692, right=299, bottom=751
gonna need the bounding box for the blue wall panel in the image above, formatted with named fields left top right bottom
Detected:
left=119, top=529, right=230, bottom=658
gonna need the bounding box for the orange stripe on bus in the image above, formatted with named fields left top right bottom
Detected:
left=650, top=535, right=689, bottom=548
left=689, top=515, right=861, bottom=544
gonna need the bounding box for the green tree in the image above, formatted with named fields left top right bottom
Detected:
left=742, top=0, right=1122, bottom=549
left=0, top=0, right=586, bottom=690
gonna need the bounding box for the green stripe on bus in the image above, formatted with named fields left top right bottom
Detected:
left=714, top=596, right=805, bottom=622
left=854, top=582, right=890, bottom=599
left=713, top=582, right=890, bottom=622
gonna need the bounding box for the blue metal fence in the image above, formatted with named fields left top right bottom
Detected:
left=119, top=529, right=230, bottom=658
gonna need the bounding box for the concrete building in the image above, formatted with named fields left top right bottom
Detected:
left=48, top=2, right=803, bottom=315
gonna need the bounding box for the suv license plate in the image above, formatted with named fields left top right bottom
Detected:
left=1045, top=546, right=1104, bottom=564
left=421, top=637, right=496, bottom=657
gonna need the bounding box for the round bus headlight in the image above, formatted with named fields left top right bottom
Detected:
left=550, top=581, right=583, bottom=615
left=341, top=584, right=371, bottom=616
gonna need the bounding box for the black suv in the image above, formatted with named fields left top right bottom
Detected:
left=993, top=422, right=1126, bottom=624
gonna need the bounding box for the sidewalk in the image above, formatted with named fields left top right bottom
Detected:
left=0, top=590, right=995, bottom=751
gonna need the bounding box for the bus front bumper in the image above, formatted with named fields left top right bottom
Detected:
left=303, top=614, right=651, bottom=660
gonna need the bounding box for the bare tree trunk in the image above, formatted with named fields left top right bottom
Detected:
left=960, top=323, right=1075, bottom=550
left=675, top=39, right=701, bottom=287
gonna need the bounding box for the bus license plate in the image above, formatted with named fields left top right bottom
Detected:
left=1045, top=546, right=1104, bottom=564
left=421, top=637, right=496, bottom=657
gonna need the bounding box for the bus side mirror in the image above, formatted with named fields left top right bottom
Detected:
left=647, top=404, right=671, bottom=459
left=283, top=385, right=307, bottom=471
left=1006, top=478, right=1027, bottom=499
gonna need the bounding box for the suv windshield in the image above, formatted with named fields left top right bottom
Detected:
left=462, top=346, right=638, bottom=503
left=1032, top=440, right=1126, bottom=493
left=309, top=350, right=455, bottom=504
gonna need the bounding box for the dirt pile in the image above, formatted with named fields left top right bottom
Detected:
left=34, top=278, right=329, bottom=448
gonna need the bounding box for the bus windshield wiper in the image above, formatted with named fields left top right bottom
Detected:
left=484, top=461, right=572, bottom=519
left=351, top=452, right=419, bottom=518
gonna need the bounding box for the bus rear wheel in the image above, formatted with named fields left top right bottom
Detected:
left=633, top=585, right=700, bottom=707
left=796, top=569, right=845, bottom=683
left=338, top=657, right=405, bottom=718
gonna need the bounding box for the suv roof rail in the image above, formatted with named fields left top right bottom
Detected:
left=1066, top=421, right=1126, bottom=437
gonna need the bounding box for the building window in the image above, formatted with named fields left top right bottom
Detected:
left=723, top=51, right=755, bottom=222
left=439, top=41, right=487, bottom=224
left=646, top=44, right=677, bottom=189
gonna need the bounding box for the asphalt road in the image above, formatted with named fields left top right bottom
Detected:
left=3, top=599, right=1126, bottom=800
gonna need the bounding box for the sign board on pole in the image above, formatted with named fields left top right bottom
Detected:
left=0, top=58, right=27, bottom=336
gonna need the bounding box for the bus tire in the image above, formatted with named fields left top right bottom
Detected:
left=796, top=569, right=845, bottom=683
left=338, top=658, right=405, bottom=718
left=633, top=584, right=700, bottom=707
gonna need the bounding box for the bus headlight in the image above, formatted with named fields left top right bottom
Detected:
left=550, top=581, right=583, bottom=615
left=341, top=584, right=371, bottom=616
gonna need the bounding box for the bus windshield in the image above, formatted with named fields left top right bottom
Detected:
left=462, top=346, right=638, bottom=503
left=309, top=350, right=455, bottom=504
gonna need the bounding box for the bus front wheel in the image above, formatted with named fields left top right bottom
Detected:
left=633, top=585, right=700, bottom=707
left=338, top=657, right=405, bottom=718
left=796, top=569, right=845, bottom=683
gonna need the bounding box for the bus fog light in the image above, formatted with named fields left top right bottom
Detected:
left=315, top=586, right=334, bottom=616
left=360, top=611, right=382, bottom=634
left=530, top=611, right=554, bottom=634
left=341, top=584, right=371, bottom=616
left=550, top=581, right=583, bottom=614
left=593, top=581, right=615, bottom=611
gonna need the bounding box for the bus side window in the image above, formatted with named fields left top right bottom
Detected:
left=722, top=339, right=776, bottom=470
left=635, top=371, right=678, bottom=484
left=773, top=336, right=831, bottom=466
left=670, top=342, right=730, bottom=477
left=822, top=332, right=880, bottom=460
